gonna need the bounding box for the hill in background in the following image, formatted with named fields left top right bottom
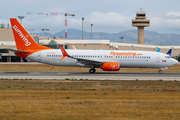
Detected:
left=32, top=29, right=180, bottom=46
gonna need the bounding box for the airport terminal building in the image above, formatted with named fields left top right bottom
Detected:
left=0, top=28, right=180, bottom=62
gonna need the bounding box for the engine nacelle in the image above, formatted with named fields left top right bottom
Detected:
left=102, top=62, right=120, bottom=71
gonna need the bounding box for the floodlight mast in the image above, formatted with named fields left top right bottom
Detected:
left=18, top=16, right=25, bottom=24
left=65, top=13, right=75, bottom=39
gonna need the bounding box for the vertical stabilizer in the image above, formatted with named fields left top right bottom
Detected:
left=10, top=18, right=51, bottom=51
left=167, top=49, right=172, bottom=56
left=156, top=48, right=160, bottom=52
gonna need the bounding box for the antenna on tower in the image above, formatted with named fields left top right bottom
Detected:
left=137, top=8, right=144, bottom=13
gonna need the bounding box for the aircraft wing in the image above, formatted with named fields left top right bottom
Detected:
left=59, top=44, right=103, bottom=67
left=73, top=57, right=103, bottom=67
left=6, top=49, right=28, bottom=53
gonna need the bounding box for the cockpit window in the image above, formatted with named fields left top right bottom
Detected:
left=165, top=56, right=172, bottom=58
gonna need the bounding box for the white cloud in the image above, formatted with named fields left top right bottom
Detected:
left=85, top=11, right=131, bottom=27
left=20, top=11, right=132, bottom=33
left=66, top=11, right=132, bottom=33
left=3, top=10, right=180, bottom=34
left=0, top=19, right=9, bottom=24
left=149, top=14, right=180, bottom=34
left=166, top=12, right=180, bottom=17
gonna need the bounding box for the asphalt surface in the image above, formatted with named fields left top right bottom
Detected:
left=0, top=72, right=180, bottom=81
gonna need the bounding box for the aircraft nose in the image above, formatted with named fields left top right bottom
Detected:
left=172, top=59, right=178, bottom=66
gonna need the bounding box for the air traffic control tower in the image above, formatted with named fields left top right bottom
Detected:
left=132, top=10, right=150, bottom=44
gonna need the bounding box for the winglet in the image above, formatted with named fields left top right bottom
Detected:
left=167, top=49, right=172, bottom=56
left=156, top=48, right=160, bottom=52
left=72, top=45, right=76, bottom=50
left=59, top=44, right=70, bottom=61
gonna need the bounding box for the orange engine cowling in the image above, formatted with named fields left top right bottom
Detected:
left=102, top=62, right=120, bottom=71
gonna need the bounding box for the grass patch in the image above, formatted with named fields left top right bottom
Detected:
left=66, top=97, right=70, bottom=99
left=91, top=89, right=96, bottom=91
left=0, top=80, right=180, bottom=120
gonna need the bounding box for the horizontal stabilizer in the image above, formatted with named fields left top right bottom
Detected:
left=6, top=49, right=28, bottom=53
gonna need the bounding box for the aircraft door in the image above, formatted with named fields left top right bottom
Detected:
left=38, top=52, right=42, bottom=62
left=156, top=54, right=160, bottom=62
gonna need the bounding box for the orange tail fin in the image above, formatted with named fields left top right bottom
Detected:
left=10, top=18, right=51, bottom=51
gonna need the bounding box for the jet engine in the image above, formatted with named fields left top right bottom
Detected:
left=102, top=62, right=120, bottom=71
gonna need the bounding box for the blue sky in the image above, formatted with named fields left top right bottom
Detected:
left=1, top=0, right=180, bottom=34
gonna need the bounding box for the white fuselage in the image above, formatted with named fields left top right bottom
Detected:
left=26, top=49, right=178, bottom=69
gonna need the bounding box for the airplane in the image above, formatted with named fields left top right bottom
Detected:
left=8, top=18, right=178, bottom=74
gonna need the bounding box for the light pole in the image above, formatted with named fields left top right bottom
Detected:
left=91, top=24, right=93, bottom=40
left=119, top=36, right=124, bottom=43
left=18, top=16, right=25, bottom=24
left=82, top=18, right=84, bottom=40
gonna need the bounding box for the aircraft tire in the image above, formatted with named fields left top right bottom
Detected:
left=89, top=68, right=95, bottom=73
left=158, top=70, right=162, bottom=74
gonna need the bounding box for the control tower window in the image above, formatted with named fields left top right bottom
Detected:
left=137, top=14, right=145, bottom=17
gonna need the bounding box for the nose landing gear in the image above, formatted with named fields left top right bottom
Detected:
left=89, top=68, right=96, bottom=73
left=158, top=70, right=162, bottom=74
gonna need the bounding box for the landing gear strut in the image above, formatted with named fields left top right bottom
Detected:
left=89, top=68, right=96, bottom=73
left=158, top=70, right=162, bottom=74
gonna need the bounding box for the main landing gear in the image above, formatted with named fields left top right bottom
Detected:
left=158, top=70, right=162, bottom=74
left=89, top=68, right=96, bottom=73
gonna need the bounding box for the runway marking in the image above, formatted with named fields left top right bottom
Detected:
left=28, top=72, right=40, bottom=74
left=57, top=73, right=69, bottom=74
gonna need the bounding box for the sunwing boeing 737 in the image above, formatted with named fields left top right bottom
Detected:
left=8, top=18, right=178, bottom=74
